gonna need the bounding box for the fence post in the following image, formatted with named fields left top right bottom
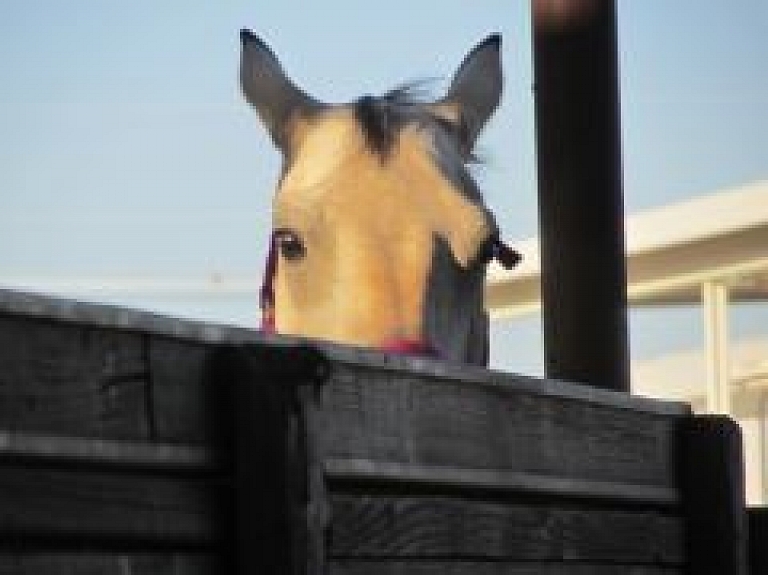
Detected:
left=210, top=344, right=330, bottom=575
left=748, top=507, right=768, bottom=573
left=680, top=414, right=748, bottom=574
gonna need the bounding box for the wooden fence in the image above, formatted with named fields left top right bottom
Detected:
left=0, top=288, right=755, bottom=574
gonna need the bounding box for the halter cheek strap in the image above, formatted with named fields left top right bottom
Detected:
left=259, top=232, right=278, bottom=334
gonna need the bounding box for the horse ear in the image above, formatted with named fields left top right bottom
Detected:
left=439, top=34, right=503, bottom=150
left=240, top=30, right=324, bottom=154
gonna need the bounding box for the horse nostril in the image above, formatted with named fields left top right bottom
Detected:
left=274, top=228, right=306, bottom=261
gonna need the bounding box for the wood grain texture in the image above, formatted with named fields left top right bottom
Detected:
left=318, top=363, right=679, bottom=490
left=0, top=553, right=215, bottom=575
left=0, top=316, right=149, bottom=439
left=147, top=339, right=330, bottom=445
left=324, top=459, right=679, bottom=505
left=0, top=465, right=216, bottom=547
left=0, top=292, right=697, bottom=575
left=0, top=289, right=689, bottom=417
left=329, top=494, right=684, bottom=565
left=148, top=337, right=213, bottom=443
left=0, top=288, right=259, bottom=346
left=330, top=561, right=681, bottom=575
left=0, top=556, right=682, bottom=575
left=0, top=431, right=212, bottom=472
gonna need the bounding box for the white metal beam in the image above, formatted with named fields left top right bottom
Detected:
left=702, top=280, right=730, bottom=414
left=487, top=252, right=768, bottom=319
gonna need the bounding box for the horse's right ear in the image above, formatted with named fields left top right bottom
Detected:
left=240, top=30, right=324, bottom=155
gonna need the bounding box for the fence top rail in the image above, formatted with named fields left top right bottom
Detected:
left=0, top=288, right=689, bottom=417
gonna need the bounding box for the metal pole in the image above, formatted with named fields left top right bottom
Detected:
left=531, top=0, right=630, bottom=391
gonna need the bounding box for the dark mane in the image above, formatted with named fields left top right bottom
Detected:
left=352, top=83, right=494, bottom=226
left=353, top=84, right=430, bottom=158
left=352, top=83, right=477, bottom=162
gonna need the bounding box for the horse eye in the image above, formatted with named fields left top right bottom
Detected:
left=274, top=229, right=306, bottom=261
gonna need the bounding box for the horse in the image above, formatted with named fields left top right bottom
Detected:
left=239, top=29, right=519, bottom=366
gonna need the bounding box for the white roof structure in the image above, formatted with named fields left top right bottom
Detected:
left=633, top=336, right=768, bottom=506
left=633, top=336, right=768, bottom=413
left=486, top=179, right=768, bottom=317
left=487, top=179, right=768, bottom=412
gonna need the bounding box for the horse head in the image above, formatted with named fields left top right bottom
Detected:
left=240, top=30, right=518, bottom=365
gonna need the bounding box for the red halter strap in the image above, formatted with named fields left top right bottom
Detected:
left=259, top=232, right=278, bottom=334
left=380, top=338, right=438, bottom=357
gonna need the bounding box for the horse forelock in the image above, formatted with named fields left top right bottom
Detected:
left=349, top=86, right=487, bottom=209
left=352, top=84, right=428, bottom=158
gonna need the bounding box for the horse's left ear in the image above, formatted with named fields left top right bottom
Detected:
left=239, top=29, right=324, bottom=155
left=435, top=34, right=503, bottom=150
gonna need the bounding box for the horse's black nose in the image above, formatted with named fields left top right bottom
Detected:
left=240, top=28, right=256, bottom=44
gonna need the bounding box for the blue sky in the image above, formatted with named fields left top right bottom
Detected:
left=1, top=1, right=767, bottom=374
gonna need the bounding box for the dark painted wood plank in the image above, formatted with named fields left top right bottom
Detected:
left=0, top=290, right=688, bottom=417
left=210, top=345, right=330, bottom=575
left=680, top=415, right=748, bottom=575
left=318, top=363, right=680, bottom=490
left=0, top=431, right=213, bottom=472
left=0, top=553, right=215, bottom=575
left=329, top=494, right=684, bottom=565
left=0, top=465, right=216, bottom=547
left=0, top=288, right=259, bottom=346
left=0, top=315, right=149, bottom=439
left=330, top=561, right=681, bottom=575
left=325, top=459, right=679, bottom=505
left=146, top=338, right=331, bottom=445
left=748, top=506, right=768, bottom=574
left=148, top=337, right=213, bottom=443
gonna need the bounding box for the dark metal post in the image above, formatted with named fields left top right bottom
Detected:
left=531, top=0, right=629, bottom=391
